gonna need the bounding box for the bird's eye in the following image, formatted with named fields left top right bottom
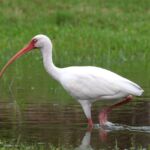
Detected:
left=33, top=39, right=37, bottom=43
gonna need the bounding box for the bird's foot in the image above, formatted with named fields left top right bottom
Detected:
left=99, top=109, right=108, bottom=126
left=98, top=95, right=133, bottom=127
left=87, top=118, right=94, bottom=131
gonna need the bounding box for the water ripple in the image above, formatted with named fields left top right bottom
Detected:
left=94, top=122, right=150, bottom=133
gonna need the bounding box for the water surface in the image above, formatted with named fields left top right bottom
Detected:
left=0, top=97, right=149, bottom=149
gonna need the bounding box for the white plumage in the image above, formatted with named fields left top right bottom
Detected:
left=60, top=66, right=143, bottom=101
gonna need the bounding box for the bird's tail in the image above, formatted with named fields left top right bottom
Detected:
left=124, top=80, right=144, bottom=96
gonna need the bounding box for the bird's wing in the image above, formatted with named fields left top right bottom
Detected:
left=60, top=67, right=124, bottom=100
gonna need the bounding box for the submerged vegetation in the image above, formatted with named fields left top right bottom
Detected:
left=0, top=140, right=149, bottom=150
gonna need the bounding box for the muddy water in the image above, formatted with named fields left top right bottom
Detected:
left=0, top=97, right=149, bottom=149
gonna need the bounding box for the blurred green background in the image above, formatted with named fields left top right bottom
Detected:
left=0, top=0, right=149, bottom=103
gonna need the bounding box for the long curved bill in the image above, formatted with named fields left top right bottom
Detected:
left=0, top=40, right=35, bottom=78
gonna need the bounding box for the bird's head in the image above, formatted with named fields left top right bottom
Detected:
left=0, top=34, right=51, bottom=78
left=32, top=34, right=52, bottom=48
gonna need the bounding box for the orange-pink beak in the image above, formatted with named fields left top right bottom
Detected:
left=0, top=40, right=35, bottom=78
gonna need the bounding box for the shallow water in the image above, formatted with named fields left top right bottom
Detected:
left=0, top=97, right=149, bottom=149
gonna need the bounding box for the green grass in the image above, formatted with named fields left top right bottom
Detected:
left=0, top=0, right=149, bottom=66
left=0, top=0, right=149, bottom=102
left=0, top=142, right=71, bottom=150
left=0, top=140, right=149, bottom=150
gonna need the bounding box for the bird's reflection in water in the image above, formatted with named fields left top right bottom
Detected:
left=75, top=122, right=150, bottom=150
left=74, top=128, right=109, bottom=150
left=74, top=131, right=93, bottom=150
left=74, top=125, right=110, bottom=150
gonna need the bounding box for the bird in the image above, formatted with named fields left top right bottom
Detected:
left=0, top=34, right=144, bottom=128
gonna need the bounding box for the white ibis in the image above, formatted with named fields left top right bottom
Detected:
left=0, top=34, right=144, bottom=128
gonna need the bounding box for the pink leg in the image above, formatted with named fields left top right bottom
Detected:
left=99, top=109, right=108, bottom=126
left=99, top=95, right=133, bottom=126
left=87, top=118, right=94, bottom=132
left=88, top=118, right=94, bottom=129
